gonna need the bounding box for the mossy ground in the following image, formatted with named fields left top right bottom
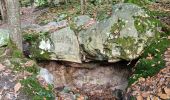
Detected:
left=127, top=0, right=170, bottom=86
left=20, top=76, right=55, bottom=100
left=128, top=36, right=170, bottom=86
left=0, top=38, right=55, bottom=99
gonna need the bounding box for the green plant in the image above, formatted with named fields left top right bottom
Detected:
left=124, top=0, right=150, bottom=6
left=21, top=76, right=55, bottom=100
left=34, top=0, right=48, bottom=6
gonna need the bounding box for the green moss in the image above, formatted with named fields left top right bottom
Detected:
left=128, top=36, right=170, bottom=86
left=30, top=48, right=52, bottom=60
left=110, top=18, right=125, bottom=35
left=21, top=76, right=55, bottom=100
left=115, top=37, right=138, bottom=59
left=124, top=0, right=150, bottom=7
left=23, top=32, right=54, bottom=60
left=134, top=16, right=148, bottom=34
left=7, top=39, right=23, bottom=58
left=0, top=48, right=5, bottom=56
left=10, top=58, right=39, bottom=74
left=10, top=58, right=23, bottom=72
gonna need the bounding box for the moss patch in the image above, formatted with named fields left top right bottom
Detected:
left=23, top=32, right=54, bottom=60
left=124, top=0, right=151, bottom=7
left=128, top=36, right=170, bottom=86
left=20, top=76, right=55, bottom=100
left=110, top=18, right=125, bottom=35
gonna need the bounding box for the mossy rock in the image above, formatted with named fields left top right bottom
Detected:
left=78, top=3, right=160, bottom=62
left=24, top=27, right=81, bottom=63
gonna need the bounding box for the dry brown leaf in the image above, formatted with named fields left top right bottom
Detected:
left=168, top=48, right=170, bottom=51
left=136, top=95, right=143, bottom=100
left=168, top=36, right=170, bottom=40
left=77, top=95, right=85, bottom=100
left=164, top=87, right=170, bottom=96
left=24, top=60, right=35, bottom=67
left=37, top=76, right=48, bottom=88
left=0, top=63, right=5, bottom=71
left=158, top=92, right=169, bottom=99
left=146, top=54, right=153, bottom=60
left=14, top=82, right=22, bottom=93
left=141, top=92, right=150, bottom=98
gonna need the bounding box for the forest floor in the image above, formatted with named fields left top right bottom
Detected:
left=0, top=1, right=170, bottom=100
left=126, top=37, right=170, bottom=99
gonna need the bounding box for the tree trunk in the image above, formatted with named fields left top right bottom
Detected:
left=6, top=0, right=23, bottom=52
left=0, top=0, right=7, bottom=22
left=80, top=0, right=84, bottom=14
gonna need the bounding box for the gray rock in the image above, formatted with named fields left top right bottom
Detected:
left=74, top=15, right=91, bottom=27
left=53, top=0, right=60, bottom=5
left=28, top=27, right=81, bottom=63
left=22, top=24, right=42, bottom=32
left=50, top=27, right=81, bottom=63
left=0, top=29, right=10, bottom=47
left=42, top=20, right=68, bottom=32
left=39, top=67, right=54, bottom=85
left=79, top=3, right=156, bottom=62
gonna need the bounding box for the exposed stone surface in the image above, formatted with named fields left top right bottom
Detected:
left=39, top=61, right=130, bottom=99
left=0, top=29, right=10, bottom=47
left=74, top=15, right=92, bottom=27
left=38, top=68, right=54, bottom=84
left=50, top=27, right=81, bottom=63
left=41, top=20, right=68, bottom=32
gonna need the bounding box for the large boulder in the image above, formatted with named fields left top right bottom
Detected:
left=0, top=29, right=10, bottom=47
left=24, top=15, right=92, bottom=63
left=79, top=3, right=157, bottom=62
left=25, top=3, right=159, bottom=63
left=50, top=27, right=81, bottom=63
left=27, top=27, right=81, bottom=63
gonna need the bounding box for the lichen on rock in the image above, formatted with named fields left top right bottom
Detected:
left=79, top=3, right=158, bottom=62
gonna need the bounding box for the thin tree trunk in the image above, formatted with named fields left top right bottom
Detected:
left=0, top=0, right=7, bottom=22
left=6, top=0, right=23, bottom=52
left=80, top=0, right=84, bottom=14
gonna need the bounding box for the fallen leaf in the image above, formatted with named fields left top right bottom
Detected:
left=24, top=60, right=35, bottom=67
left=14, top=82, right=22, bottom=93
left=37, top=76, right=48, bottom=88
left=168, top=48, right=170, bottom=51
left=155, top=49, right=160, bottom=52
left=0, top=88, right=4, bottom=95
left=141, top=92, right=150, bottom=98
left=158, top=92, right=169, bottom=99
left=136, top=95, right=143, bottom=100
left=146, top=54, right=153, bottom=60
left=0, top=63, right=5, bottom=71
left=168, top=36, right=170, bottom=40
left=164, top=87, right=170, bottom=96
left=77, top=95, right=85, bottom=100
